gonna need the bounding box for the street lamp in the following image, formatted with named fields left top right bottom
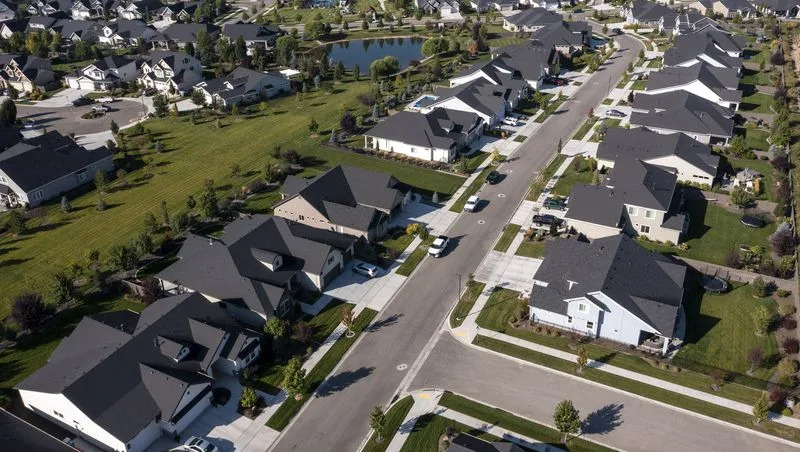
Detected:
left=455, top=272, right=462, bottom=322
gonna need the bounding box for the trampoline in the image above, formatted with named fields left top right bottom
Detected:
left=701, top=276, right=728, bottom=294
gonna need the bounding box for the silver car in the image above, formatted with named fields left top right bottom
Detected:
left=183, top=436, right=217, bottom=452
left=353, top=262, right=379, bottom=277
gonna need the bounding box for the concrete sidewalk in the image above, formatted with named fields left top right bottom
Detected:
left=385, top=391, right=444, bottom=452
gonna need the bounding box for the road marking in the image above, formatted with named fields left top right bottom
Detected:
left=396, top=363, right=408, bottom=371
left=418, top=393, right=432, bottom=400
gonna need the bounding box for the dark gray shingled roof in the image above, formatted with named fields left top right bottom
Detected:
left=278, top=165, right=404, bottom=232
left=197, top=66, right=287, bottom=102
left=530, top=234, right=686, bottom=336
left=531, top=20, right=590, bottom=48
left=646, top=63, right=741, bottom=103
left=366, top=108, right=483, bottom=150
left=684, top=27, right=746, bottom=54
left=158, top=215, right=357, bottom=316
left=631, top=91, right=735, bottom=138
left=597, top=127, right=719, bottom=178
left=91, top=55, right=135, bottom=70
left=16, top=293, right=256, bottom=443
left=504, top=7, right=562, bottom=27
left=433, top=78, right=523, bottom=118
left=0, top=410, right=77, bottom=452
left=629, top=0, right=678, bottom=22
left=565, top=158, right=677, bottom=227
left=159, top=22, right=219, bottom=42
left=449, top=433, right=524, bottom=452
left=454, top=41, right=556, bottom=86
left=0, top=131, right=112, bottom=192
left=221, top=22, right=282, bottom=42
left=758, top=0, right=799, bottom=11
left=664, top=35, right=742, bottom=69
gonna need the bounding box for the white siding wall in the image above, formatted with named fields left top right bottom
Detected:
left=644, top=80, right=733, bottom=108
left=170, top=385, right=213, bottom=434
left=19, top=390, right=130, bottom=451
left=127, top=420, right=162, bottom=452
left=592, top=291, right=660, bottom=344
left=565, top=297, right=601, bottom=336
left=449, top=71, right=495, bottom=88
left=368, top=136, right=452, bottom=162
left=644, top=155, right=715, bottom=184
left=565, top=218, right=620, bottom=239
left=11, top=155, right=115, bottom=207
left=424, top=96, right=500, bottom=126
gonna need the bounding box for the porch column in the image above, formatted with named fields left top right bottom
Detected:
left=661, top=336, right=669, bottom=355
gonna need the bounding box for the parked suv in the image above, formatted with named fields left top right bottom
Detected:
left=532, top=214, right=564, bottom=228
left=71, top=97, right=92, bottom=107
left=464, top=195, right=479, bottom=212
left=428, top=235, right=449, bottom=258
left=543, top=197, right=567, bottom=211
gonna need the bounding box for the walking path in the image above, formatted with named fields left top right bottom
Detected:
left=385, top=391, right=443, bottom=452
left=676, top=256, right=796, bottom=291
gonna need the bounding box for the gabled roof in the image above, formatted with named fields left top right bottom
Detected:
left=278, top=165, right=404, bottom=232
left=160, top=22, right=219, bottom=42
left=196, top=66, right=286, bottom=101
left=433, top=78, right=520, bottom=118
left=531, top=234, right=686, bottom=336
left=0, top=410, right=77, bottom=452
left=1, top=19, right=29, bottom=34
left=157, top=215, right=357, bottom=316
left=684, top=26, right=746, bottom=54
left=629, top=0, right=678, bottom=21
left=455, top=42, right=555, bottom=86
left=89, top=54, right=135, bottom=70
left=221, top=22, right=282, bottom=41
left=720, top=0, right=756, bottom=10
left=531, top=20, right=590, bottom=48
left=758, top=0, right=799, bottom=11
left=0, top=131, right=112, bottom=192
left=664, top=34, right=742, bottom=69
left=597, top=127, right=719, bottom=177
left=366, top=108, right=482, bottom=151
left=646, top=63, right=742, bottom=103
left=631, top=91, right=735, bottom=137
left=504, top=7, right=562, bottom=26
left=17, top=293, right=253, bottom=443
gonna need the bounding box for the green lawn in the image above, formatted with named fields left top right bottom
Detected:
left=602, top=98, right=613, bottom=105
left=515, top=239, right=547, bottom=258
left=639, top=199, right=776, bottom=265
left=253, top=301, right=353, bottom=395
left=615, top=73, right=631, bottom=89
left=534, top=98, right=565, bottom=123
left=527, top=154, right=567, bottom=201
left=740, top=68, right=773, bottom=87
left=375, top=230, right=416, bottom=259
left=630, top=80, right=647, bottom=91
left=674, top=283, right=779, bottom=386
left=0, top=81, right=465, bottom=319
left=494, top=223, right=521, bottom=253
left=735, top=127, right=772, bottom=152
left=400, top=414, right=500, bottom=452
left=0, top=296, right=143, bottom=391
left=459, top=151, right=490, bottom=173
left=439, top=393, right=614, bottom=452
left=646, top=58, right=662, bottom=69
left=475, top=288, right=523, bottom=331
left=474, top=336, right=800, bottom=444
left=266, top=307, right=378, bottom=430
left=727, top=156, right=775, bottom=201
left=740, top=92, right=775, bottom=114
left=396, top=236, right=434, bottom=276
left=450, top=165, right=494, bottom=213
left=450, top=281, right=487, bottom=328
left=573, top=118, right=598, bottom=141
left=363, top=396, right=415, bottom=452
left=550, top=162, right=594, bottom=197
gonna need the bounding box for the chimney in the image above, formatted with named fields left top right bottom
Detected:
left=208, top=238, right=213, bottom=246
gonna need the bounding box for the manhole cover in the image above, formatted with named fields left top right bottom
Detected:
left=478, top=220, right=486, bottom=225
left=506, top=169, right=513, bottom=174
left=498, top=194, right=506, bottom=198
left=396, top=363, right=408, bottom=371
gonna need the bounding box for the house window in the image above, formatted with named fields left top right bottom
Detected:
left=578, top=303, right=587, bottom=312
left=586, top=321, right=594, bottom=329
left=645, top=209, right=655, bottom=219
left=76, top=170, right=87, bottom=182
left=31, top=190, right=43, bottom=201
left=567, top=315, right=572, bottom=324
left=298, top=215, right=305, bottom=221
left=627, top=206, right=638, bottom=216
left=326, top=255, right=335, bottom=265
left=640, top=225, right=650, bottom=233
left=53, top=410, right=64, bottom=418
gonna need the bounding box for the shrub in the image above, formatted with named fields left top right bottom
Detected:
left=778, top=357, right=799, bottom=375
left=779, top=303, right=796, bottom=317
left=770, top=388, right=788, bottom=402
left=751, top=277, right=768, bottom=298
left=782, top=317, right=798, bottom=330
left=782, top=337, right=799, bottom=354
left=777, top=289, right=793, bottom=299
left=782, top=408, right=794, bottom=416
left=12, top=292, right=50, bottom=330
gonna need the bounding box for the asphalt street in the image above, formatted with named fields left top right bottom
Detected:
left=18, top=99, right=147, bottom=136
left=411, top=334, right=798, bottom=452
left=271, top=33, right=644, bottom=452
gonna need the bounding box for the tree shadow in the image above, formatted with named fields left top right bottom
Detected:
left=0, top=257, right=32, bottom=268
left=28, top=220, right=70, bottom=234
left=316, top=366, right=374, bottom=397
left=367, top=313, right=403, bottom=332
left=582, top=403, right=624, bottom=435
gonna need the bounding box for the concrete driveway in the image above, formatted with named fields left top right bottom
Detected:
left=473, top=250, right=543, bottom=294
left=305, top=259, right=407, bottom=314
left=18, top=99, right=147, bottom=136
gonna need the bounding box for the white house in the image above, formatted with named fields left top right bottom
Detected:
left=663, top=34, right=743, bottom=71
left=643, top=63, right=741, bottom=110
left=193, top=66, right=290, bottom=108
left=138, top=50, right=202, bottom=95
left=596, top=127, right=719, bottom=186
left=97, top=19, right=158, bottom=47
left=363, top=108, right=484, bottom=162
left=630, top=91, right=735, bottom=144
left=16, top=292, right=261, bottom=452
left=64, top=55, right=140, bottom=90
left=502, top=7, right=562, bottom=32
left=529, top=234, right=686, bottom=354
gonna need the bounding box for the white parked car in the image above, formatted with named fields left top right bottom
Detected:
left=605, top=109, right=626, bottom=118
left=428, top=235, right=449, bottom=258
left=183, top=436, right=217, bottom=452
left=22, top=119, right=35, bottom=128
left=92, top=104, right=111, bottom=113
left=502, top=116, right=518, bottom=126
left=464, top=195, right=479, bottom=212
left=352, top=262, right=379, bottom=277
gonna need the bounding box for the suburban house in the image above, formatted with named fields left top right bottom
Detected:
left=565, top=157, right=687, bottom=243
left=755, top=0, right=800, bottom=17
left=17, top=292, right=261, bottom=452
left=502, top=7, right=562, bottom=32
left=113, top=0, right=165, bottom=20
left=69, top=0, right=100, bottom=19
left=193, top=66, right=290, bottom=107
left=623, top=0, right=678, bottom=32
left=630, top=91, right=735, bottom=144
left=28, top=0, right=71, bottom=17
left=0, top=0, right=15, bottom=21
left=448, top=41, right=556, bottom=90
left=415, top=0, right=460, bottom=14
left=596, top=127, right=719, bottom=185
left=274, top=165, right=405, bottom=242
left=531, top=20, right=591, bottom=56
left=25, top=15, right=60, bottom=32
left=155, top=22, right=219, bottom=50
left=0, top=409, right=79, bottom=452
left=529, top=234, right=686, bottom=354
left=471, top=0, right=518, bottom=12
left=155, top=1, right=198, bottom=23
left=363, top=108, right=484, bottom=163
left=0, top=54, right=57, bottom=93
left=64, top=55, right=140, bottom=90
left=449, top=433, right=525, bottom=452
left=525, top=0, right=563, bottom=10
left=0, top=19, right=29, bottom=39
left=0, top=131, right=114, bottom=208
left=138, top=50, right=202, bottom=95
left=158, top=215, right=358, bottom=325
left=54, top=18, right=105, bottom=43
left=221, top=22, right=283, bottom=50
left=690, top=0, right=757, bottom=18
left=643, top=63, right=742, bottom=110
left=663, top=34, right=743, bottom=71
left=98, top=19, right=159, bottom=47
left=679, top=27, right=746, bottom=57
left=419, top=78, right=524, bottom=127
left=673, top=11, right=717, bottom=34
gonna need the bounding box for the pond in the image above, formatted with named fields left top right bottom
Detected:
left=315, top=37, right=426, bottom=70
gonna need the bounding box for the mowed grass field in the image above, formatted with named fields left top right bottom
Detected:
left=0, top=80, right=464, bottom=318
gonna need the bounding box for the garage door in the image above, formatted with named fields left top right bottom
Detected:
left=322, top=263, right=343, bottom=287
left=79, top=79, right=96, bottom=91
